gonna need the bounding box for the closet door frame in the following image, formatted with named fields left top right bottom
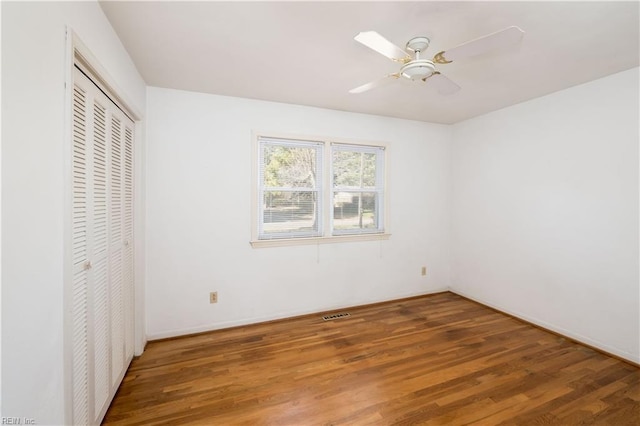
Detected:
left=63, top=28, right=144, bottom=425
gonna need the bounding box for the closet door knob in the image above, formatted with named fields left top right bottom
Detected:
left=84, top=260, right=92, bottom=270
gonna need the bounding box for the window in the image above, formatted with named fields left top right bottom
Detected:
left=253, top=135, right=388, bottom=246
left=258, top=137, right=323, bottom=239
left=331, top=143, right=385, bottom=235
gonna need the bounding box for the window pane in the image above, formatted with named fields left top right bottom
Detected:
left=333, top=192, right=378, bottom=232
left=262, top=191, right=320, bottom=237
left=333, top=151, right=376, bottom=188
left=263, top=145, right=318, bottom=189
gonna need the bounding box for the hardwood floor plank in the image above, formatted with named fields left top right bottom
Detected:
left=103, top=292, right=640, bottom=425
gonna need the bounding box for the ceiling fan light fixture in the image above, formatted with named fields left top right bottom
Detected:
left=400, top=60, right=436, bottom=80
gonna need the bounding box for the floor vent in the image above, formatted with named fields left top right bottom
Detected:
left=322, top=312, right=351, bottom=321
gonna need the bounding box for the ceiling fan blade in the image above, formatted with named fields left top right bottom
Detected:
left=349, top=73, right=400, bottom=94
left=433, top=26, right=524, bottom=64
left=426, top=72, right=461, bottom=95
left=354, top=31, right=411, bottom=63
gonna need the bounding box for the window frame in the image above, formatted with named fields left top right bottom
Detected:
left=251, top=132, right=391, bottom=248
left=257, top=137, right=324, bottom=240
left=330, top=143, right=386, bottom=237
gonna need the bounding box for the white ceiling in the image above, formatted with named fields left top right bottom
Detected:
left=100, top=1, right=639, bottom=124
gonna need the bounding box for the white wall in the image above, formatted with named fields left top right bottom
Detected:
left=451, top=68, right=640, bottom=363
left=1, top=2, right=146, bottom=423
left=145, top=87, right=452, bottom=338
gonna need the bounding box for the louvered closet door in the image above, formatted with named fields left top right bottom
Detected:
left=107, top=97, right=135, bottom=418
left=71, top=66, right=135, bottom=425
left=107, top=111, right=135, bottom=385
left=92, top=96, right=111, bottom=419
left=123, top=123, right=135, bottom=360
left=71, top=72, right=92, bottom=426
left=109, top=113, right=124, bottom=388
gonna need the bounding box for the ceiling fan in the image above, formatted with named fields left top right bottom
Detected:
left=349, top=26, right=524, bottom=95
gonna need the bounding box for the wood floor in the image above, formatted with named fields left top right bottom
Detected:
left=103, top=292, right=640, bottom=425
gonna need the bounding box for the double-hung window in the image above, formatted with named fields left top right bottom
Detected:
left=254, top=134, right=388, bottom=246
left=258, top=137, right=323, bottom=239
left=331, top=143, right=385, bottom=235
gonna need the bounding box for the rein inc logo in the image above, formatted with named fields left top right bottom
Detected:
left=1, top=418, right=35, bottom=425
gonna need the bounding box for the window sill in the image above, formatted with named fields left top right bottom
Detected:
left=250, top=233, right=391, bottom=248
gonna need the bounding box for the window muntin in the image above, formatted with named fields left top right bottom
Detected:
left=255, top=135, right=386, bottom=243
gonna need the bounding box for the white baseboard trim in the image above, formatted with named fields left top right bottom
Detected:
left=146, top=288, right=450, bottom=341
left=450, top=288, right=640, bottom=365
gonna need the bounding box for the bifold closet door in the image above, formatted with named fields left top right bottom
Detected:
left=71, top=65, right=135, bottom=425
left=108, top=101, right=135, bottom=389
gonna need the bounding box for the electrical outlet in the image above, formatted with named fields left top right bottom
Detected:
left=421, top=266, right=427, bottom=276
left=209, top=292, right=218, bottom=304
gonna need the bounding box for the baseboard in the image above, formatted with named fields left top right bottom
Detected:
left=147, top=288, right=450, bottom=342
left=450, top=289, right=640, bottom=367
